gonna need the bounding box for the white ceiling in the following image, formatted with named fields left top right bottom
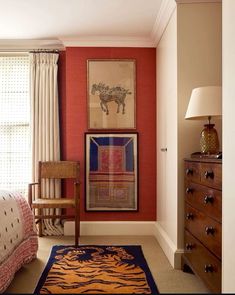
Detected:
left=0, top=0, right=163, bottom=46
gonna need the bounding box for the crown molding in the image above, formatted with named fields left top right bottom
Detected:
left=60, top=36, right=155, bottom=48
left=0, top=39, right=65, bottom=51
left=151, top=0, right=176, bottom=47
left=0, top=36, right=155, bottom=51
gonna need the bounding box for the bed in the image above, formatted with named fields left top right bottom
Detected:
left=0, top=190, right=38, bottom=293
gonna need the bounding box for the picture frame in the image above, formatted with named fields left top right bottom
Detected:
left=87, top=59, right=136, bottom=129
left=85, top=132, right=138, bottom=211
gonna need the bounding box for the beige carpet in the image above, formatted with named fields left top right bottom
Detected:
left=6, top=235, right=209, bottom=294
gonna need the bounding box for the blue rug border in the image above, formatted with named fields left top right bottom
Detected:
left=34, top=244, right=159, bottom=295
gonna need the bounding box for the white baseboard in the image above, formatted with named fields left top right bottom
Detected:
left=64, top=221, right=156, bottom=236
left=174, top=248, right=185, bottom=269
left=153, top=222, right=184, bottom=269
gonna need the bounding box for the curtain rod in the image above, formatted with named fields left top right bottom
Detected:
left=0, top=48, right=64, bottom=53
left=29, top=49, right=60, bottom=53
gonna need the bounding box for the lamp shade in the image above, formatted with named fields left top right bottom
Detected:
left=185, top=86, right=222, bottom=120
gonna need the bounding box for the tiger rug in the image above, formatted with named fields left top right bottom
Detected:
left=34, top=245, right=159, bottom=294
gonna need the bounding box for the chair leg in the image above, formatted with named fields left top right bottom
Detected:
left=38, top=220, right=43, bottom=237
left=75, top=207, right=80, bottom=247
left=38, top=209, right=43, bottom=237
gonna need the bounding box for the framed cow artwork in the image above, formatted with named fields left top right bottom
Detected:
left=87, top=59, right=136, bottom=129
left=85, top=132, right=138, bottom=211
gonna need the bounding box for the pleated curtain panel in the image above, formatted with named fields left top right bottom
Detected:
left=29, top=52, right=62, bottom=235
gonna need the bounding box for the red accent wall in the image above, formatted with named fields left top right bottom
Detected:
left=59, top=47, right=156, bottom=221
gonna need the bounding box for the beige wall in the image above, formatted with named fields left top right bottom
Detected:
left=156, top=1, right=222, bottom=267
left=222, top=0, right=235, bottom=292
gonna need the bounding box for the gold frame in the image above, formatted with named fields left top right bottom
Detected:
left=87, top=59, right=136, bottom=129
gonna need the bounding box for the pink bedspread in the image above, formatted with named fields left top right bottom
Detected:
left=0, top=190, right=38, bottom=293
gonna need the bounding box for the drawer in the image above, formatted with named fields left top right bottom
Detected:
left=200, top=162, right=222, bottom=190
left=185, top=182, right=222, bottom=222
left=184, top=230, right=221, bottom=293
left=185, top=204, right=221, bottom=258
left=184, top=161, right=200, bottom=184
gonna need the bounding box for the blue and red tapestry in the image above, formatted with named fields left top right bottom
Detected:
left=86, top=135, right=137, bottom=211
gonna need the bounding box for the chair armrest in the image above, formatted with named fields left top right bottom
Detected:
left=28, top=182, right=39, bottom=207
left=29, top=182, right=39, bottom=186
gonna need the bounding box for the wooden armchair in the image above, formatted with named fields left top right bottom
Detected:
left=28, top=161, right=80, bottom=246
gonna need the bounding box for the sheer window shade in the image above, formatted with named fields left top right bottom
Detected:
left=0, top=55, right=30, bottom=192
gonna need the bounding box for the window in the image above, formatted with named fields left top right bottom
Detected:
left=0, top=55, right=30, bottom=192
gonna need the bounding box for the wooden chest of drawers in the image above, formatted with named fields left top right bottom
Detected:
left=182, top=158, right=222, bottom=293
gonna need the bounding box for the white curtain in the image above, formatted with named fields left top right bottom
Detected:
left=30, top=52, right=63, bottom=235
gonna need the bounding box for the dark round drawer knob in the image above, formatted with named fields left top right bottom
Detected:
left=205, top=226, right=215, bottom=235
left=186, top=213, right=194, bottom=220
left=186, top=168, right=193, bottom=176
left=186, top=187, right=194, bottom=194
left=204, top=171, right=214, bottom=179
left=204, top=195, right=214, bottom=204
left=204, top=264, right=214, bottom=273
left=185, top=243, right=194, bottom=250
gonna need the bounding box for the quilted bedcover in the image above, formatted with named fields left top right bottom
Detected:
left=0, top=190, right=38, bottom=292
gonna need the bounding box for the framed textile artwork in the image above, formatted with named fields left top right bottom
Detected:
left=85, top=133, right=138, bottom=211
left=87, top=59, right=136, bottom=129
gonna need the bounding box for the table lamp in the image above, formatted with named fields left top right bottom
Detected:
left=185, top=86, right=222, bottom=155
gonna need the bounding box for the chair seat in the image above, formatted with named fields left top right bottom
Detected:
left=32, top=198, right=75, bottom=208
